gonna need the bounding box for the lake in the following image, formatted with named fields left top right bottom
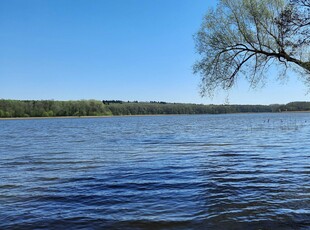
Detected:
left=0, top=113, right=309, bottom=229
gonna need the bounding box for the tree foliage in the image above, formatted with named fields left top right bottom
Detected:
left=0, top=100, right=111, bottom=118
left=2, top=99, right=310, bottom=118
left=194, top=0, right=310, bottom=96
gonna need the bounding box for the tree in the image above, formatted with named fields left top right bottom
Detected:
left=194, top=0, right=310, bottom=96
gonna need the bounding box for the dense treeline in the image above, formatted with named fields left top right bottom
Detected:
left=278, top=102, right=310, bottom=112
left=0, top=99, right=309, bottom=118
left=0, top=100, right=111, bottom=117
left=106, top=102, right=273, bottom=115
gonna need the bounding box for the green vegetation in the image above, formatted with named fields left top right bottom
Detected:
left=194, top=0, right=310, bottom=96
left=106, top=101, right=273, bottom=115
left=0, top=100, right=111, bottom=118
left=0, top=99, right=309, bottom=118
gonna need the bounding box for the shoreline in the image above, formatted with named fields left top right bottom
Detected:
left=0, top=114, right=184, bottom=120
left=1, top=111, right=310, bottom=120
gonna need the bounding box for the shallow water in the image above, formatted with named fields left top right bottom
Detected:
left=0, top=113, right=309, bottom=229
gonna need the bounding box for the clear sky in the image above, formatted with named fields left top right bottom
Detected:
left=0, top=0, right=309, bottom=105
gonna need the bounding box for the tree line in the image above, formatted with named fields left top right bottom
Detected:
left=0, top=99, right=309, bottom=118
left=0, top=100, right=112, bottom=118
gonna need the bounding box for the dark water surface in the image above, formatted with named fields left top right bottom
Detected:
left=0, top=113, right=309, bottom=229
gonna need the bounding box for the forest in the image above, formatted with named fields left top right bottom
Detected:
left=0, top=99, right=309, bottom=118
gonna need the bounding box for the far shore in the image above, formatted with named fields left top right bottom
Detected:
left=1, top=111, right=310, bottom=121
left=0, top=114, right=183, bottom=120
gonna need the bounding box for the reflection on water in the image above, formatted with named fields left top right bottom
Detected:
left=0, top=113, right=309, bottom=229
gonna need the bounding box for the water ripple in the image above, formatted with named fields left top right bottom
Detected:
left=0, top=113, right=309, bottom=229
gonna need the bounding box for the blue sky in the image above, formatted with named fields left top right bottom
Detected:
left=0, top=0, right=309, bottom=105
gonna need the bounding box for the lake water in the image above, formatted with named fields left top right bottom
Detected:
left=0, top=113, right=309, bottom=229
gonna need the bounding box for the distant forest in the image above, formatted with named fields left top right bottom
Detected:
left=0, top=99, right=310, bottom=118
